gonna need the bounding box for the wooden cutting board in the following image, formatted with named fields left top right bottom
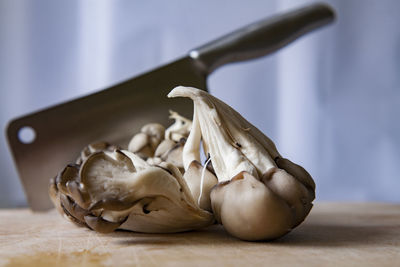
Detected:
left=1, top=202, right=399, bottom=267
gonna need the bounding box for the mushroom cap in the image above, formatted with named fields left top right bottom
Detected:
left=127, top=123, right=166, bottom=158
left=154, top=139, right=176, bottom=158
left=210, top=171, right=293, bottom=241
left=141, top=123, right=165, bottom=140
left=275, top=157, right=316, bottom=191
left=76, top=142, right=118, bottom=165
left=128, top=132, right=154, bottom=158
left=165, top=110, right=192, bottom=142
left=141, top=123, right=165, bottom=150
left=261, top=167, right=314, bottom=226
left=51, top=148, right=214, bottom=234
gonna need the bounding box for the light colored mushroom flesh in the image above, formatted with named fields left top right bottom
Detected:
left=50, top=148, right=214, bottom=233
left=50, top=86, right=315, bottom=241
left=168, top=86, right=315, bottom=240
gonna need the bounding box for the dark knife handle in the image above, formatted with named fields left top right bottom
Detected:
left=190, top=3, right=335, bottom=74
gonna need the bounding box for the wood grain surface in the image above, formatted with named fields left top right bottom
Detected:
left=1, top=203, right=399, bottom=266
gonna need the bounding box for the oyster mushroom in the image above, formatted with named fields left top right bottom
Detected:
left=50, top=86, right=315, bottom=241
left=50, top=148, right=214, bottom=233
left=168, top=86, right=315, bottom=241
left=76, top=141, right=118, bottom=165
left=164, top=110, right=192, bottom=142
left=183, top=160, right=217, bottom=212
left=151, top=111, right=193, bottom=170
left=154, top=137, right=186, bottom=170
left=128, top=123, right=165, bottom=158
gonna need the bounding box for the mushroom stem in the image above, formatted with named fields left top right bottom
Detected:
left=198, top=156, right=212, bottom=206
left=182, top=107, right=201, bottom=171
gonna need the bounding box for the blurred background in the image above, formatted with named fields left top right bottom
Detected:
left=1, top=0, right=399, bottom=208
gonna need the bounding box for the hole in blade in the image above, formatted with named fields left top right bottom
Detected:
left=18, top=126, right=36, bottom=144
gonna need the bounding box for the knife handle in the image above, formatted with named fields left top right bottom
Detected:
left=189, top=3, right=335, bottom=74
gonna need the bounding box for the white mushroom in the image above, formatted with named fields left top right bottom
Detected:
left=168, top=86, right=315, bottom=241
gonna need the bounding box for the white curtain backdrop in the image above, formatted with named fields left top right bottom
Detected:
left=1, top=0, right=399, bottom=207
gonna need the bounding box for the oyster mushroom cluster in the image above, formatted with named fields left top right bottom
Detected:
left=50, top=86, right=315, bottom=241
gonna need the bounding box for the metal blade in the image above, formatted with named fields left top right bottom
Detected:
left=7, top=56, right=207, bottom=210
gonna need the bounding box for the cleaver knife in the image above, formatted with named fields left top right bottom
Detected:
left=6, top=3, right=335, bottom=210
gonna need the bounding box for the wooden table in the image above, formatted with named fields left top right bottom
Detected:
left=1, top=203, right=399, bottom=266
